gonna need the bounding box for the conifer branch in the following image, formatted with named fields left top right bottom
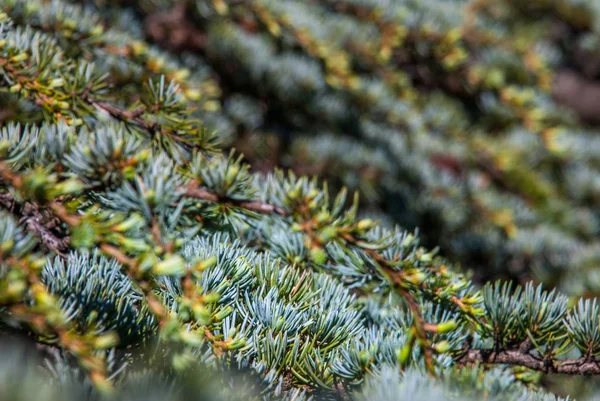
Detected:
left=180, top=180, right=287, bottom=215
left=456, top=348, right=600, bottom=375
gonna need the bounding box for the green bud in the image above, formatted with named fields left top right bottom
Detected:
left=70, top=222, right=97, bottom=248
left=153, top=255, right=186, bottom=276
left=180, top=330, right=203, bottom=347
left=90, top=25, right=104, bottom=36
left=7, top=280, right=26, bottom=298
left=196, top=255, right=217, bottom=271
left=405, top=271, right=426, bottom=285
left=401, top=234, right=415, bottom=247
left=287, top=187, right=301, bottom=200
left=224, top=165, right=239, bottom=187
left=203, top=293, right=220, bottom=304
left=10, top=52, right=28, bottom=63
left=433, top=340, right=451, bottom=354
left=309, top=247, right=327, bottom=265
left=357, top=218, right=375, bottom=231
left=358, top=350, right=371, bottom=366
left=315, top=211, right=329, bottom=223
left=397, top=344, right=412, bottom=365
left=172, top=352, right=194, bottom=371
left=120, top=237, right=151, bottom=253
left=93, top=333, right=119, bottom=349
left=274, top=316, right=285, bottom=331
left=1, top=239, right=14, bottom=253
left=228, top=327, right=238, bottom=338
left=53, top=179, right=83, bottom=196
left=49, top=78, right=65, bottom=88
left=419, top=252, right=433, bottom=263
left=192, top=303, right=211, bottom=325
left=113, top=215, right=144, bottom=232
left=436, top=320, right=457, bottom=333
left=227, top=338, right=246, bottom=350
left=145, top=189, right=156, bottom=203
left=318, top=226, right=338, bottom=243
left=214, top=306, right=233, bottom=321
left=451, top=282, right=470, bottom=293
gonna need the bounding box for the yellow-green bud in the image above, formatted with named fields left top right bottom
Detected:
left=93, top=333, right=119, bottom=349
left=203, top=293, right=220, bottom=303
left=180, top=330, right=203, bottom=347
left=153, top=255, right=186, bottom=276
left=433, top=340, right=451, bottom=354
left=214, top=306, right=233, bottom=321
left=318, top=226, right=338, bottom=243
left=10, top=52, right=28, bottom=63
left=397, top=344, right=412, bottom=365
left=357, top=218, right=375, bottom=231
left=196, top=255, right=217, bottom=271
left=436, top=320, right=457, bottom=333
left=309, top=247, right=327, bottom=265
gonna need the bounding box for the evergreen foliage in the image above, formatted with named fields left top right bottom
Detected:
left=72, top=0, right=600, bottom=293
left=0, top=0, right=600, bottom=400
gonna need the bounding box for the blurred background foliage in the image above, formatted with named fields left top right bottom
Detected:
left=50, top=0, right=600, bottom=295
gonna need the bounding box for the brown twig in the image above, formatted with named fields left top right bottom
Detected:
left=456, top=348, right=600, bottom=375
left=180, top=181, right=287, bottom=215
left=0, top=191, right=69, bottom=257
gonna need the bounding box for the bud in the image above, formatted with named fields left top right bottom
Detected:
left=357, top=218, right=375, bottom=231
left=309, top=247, right=327, bottom=265
left=433, top=340, right=451, bottom=354
left=172, top=352, right=194, bottom=371
left=113, top=215, right=143, bottom=232
left=214, top=305, right=233, bottom=321
left=53, top=179, right=83, bottom=196
left=397, top=343, right=412, bottom=365
left=93, top=332, right=119, bottom=349
left=405, top=271, right=426, bottom=285
left=401, top=234, right=415, bottom=247
left=227, top=338, right=246, bottom=350
left=7, top=280, right=26, bottom=298
left=49, top=78, right=65, bottom=88
left=224, top=165, right=239, bottom=187
left=90, top=25, right=104, bottom=36
left=192, top=303, right=212, bottom=325
left=419, top=252, right=433, bottom=263
left=173, top=68, right=190, bottom=81
left=70, top=222, right=97, bottom=249
left=436, top=320, right=457, bottom=333
left=196, top=255, right=217, bottom=271
left=203, top=293, right=220, bottom=304
left=315, top=211, right=329, bottom=224
left=0, top=239, right=14, bottom=253
left=358, top=350, right=371, bottom=366
left=153, top=255, right=186, bottom=276
left=180, top=329, right=203, bottom=347
left=203, top=101, right=220, bottom=112
left=10, top=52, right=28, bottom=63
left=184, top=88, right=202, bottom=101
left=318, top=226, right=338, bottom=243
